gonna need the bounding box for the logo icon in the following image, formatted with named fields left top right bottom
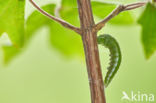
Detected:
left=122, top=91, right=130, bottom=101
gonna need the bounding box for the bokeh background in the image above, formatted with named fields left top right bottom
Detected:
left=0, top=0, right=156, bottom=103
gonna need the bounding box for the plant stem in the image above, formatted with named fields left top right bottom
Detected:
left=94, top=1, right=147, bottom=31
left=77, top=0, right=106, bottom=103
left=29, top=0, right=81, bottom=34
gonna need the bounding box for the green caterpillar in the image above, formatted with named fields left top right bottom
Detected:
left=97, top=34, right=122, bottom=87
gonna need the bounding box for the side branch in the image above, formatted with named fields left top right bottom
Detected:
left=29, top=0, right=82, bottom=34
left=94, top=1, right=147, bottom=32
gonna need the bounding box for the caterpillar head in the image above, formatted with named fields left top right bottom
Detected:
left=97, top=34, right=112, bottom=47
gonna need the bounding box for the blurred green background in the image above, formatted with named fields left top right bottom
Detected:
left=0, top=0, right=156, bottom=103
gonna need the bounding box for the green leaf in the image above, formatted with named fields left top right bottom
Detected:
left=0, top=0, right=25, bottom=63
left=27, top=2, right=83, bottom=58
left=138, top=3, right=156, bottom=59
left=26, top=4, right=56, bottom=41
left=0, top=2, right=57, bottom=63
left=0, top=0, right=25, bottom=47
left=27, top=2, right=83, bottom=57
left=92, top=1, right=134, bottom=24
left=48, top=1, right=83, bottom=57
left=49, top=23, right=83, bottom=57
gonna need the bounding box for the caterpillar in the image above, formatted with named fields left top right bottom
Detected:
left=97, top=34, right=122, bottom=88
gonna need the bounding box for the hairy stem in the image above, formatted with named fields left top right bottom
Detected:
left=77, top=0, right=106, bottom=103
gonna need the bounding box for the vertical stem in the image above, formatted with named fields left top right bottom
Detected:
left=77, top=0, right=106, bottom=103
